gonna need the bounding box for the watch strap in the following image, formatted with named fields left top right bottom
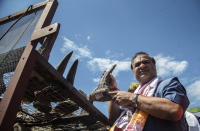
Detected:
left=132, top=94, right=139, bottom=108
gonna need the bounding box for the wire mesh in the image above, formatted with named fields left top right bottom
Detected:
left=0, top=9, right=43, bottom=96
left=0, top=9, right=43, bottom=54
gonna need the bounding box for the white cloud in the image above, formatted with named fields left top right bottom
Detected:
left=77, top=46, right=92, bottom=58
left=87, top=35, right=91, bottom=40
left=154, top=54, right=188, bottom=77
left=61, top=37, right=77, bottom=51
left=61, top=36, right=130, bottom=77
left=105, top=50, right=124, bottom=59
left=93, top=77, right=100, bottom=83
left=88, top=58, right=130, bottom=77
left=61, top=37, right=131, bottom=78
left=61, top=37, right=188, bottom=84
left=88, top=58, right=113, bottom=71
left=61, top=37, right=92, bottom=59
left=186, top=80, right=200, bottom=107
left=105, top=50, right=111, bottom=56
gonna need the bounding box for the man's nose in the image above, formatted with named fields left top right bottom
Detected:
left=139, top=62, right=146, bottom=68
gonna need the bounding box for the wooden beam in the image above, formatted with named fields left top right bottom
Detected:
left=35, top=52, right=110, bottom=126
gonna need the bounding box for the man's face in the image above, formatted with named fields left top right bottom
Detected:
left=132, top=54, right=157, bottom=85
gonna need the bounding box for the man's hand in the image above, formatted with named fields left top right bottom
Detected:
left=109, top=91, right=135, bottom=108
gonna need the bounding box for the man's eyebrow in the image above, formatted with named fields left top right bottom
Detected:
left=141, top=56, right=151, bottom=59
left=135, top=58, right=150, bottom=62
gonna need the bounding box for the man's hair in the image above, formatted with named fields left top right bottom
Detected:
left=131, top=51, right=156, bottom=69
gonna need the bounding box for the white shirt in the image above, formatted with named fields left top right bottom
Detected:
left=185, top=111, right=200, bottom=131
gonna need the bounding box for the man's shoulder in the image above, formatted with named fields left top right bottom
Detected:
left=158, top=76, right=181, bottom=87
left=154, top=76, right=181, bottom=97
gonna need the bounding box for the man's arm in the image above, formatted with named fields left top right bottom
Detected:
left=108, top=101, right=120, bottom=124
left=107, top=74, right=121, bottom=124
left=109, top=91, right=184, bottom=121
left=109, top=77, right=189, bottom=122
left=136, top=95, right=183, bottom=121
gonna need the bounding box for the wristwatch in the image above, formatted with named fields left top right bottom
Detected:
left=132, top=94, right=139, bottom=108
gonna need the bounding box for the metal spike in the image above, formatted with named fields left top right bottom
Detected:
left=55, top=51, right=73, bottom=75
left=66, top=59, right=78, bottom=85
left=38, top=37, right=52, bottom=60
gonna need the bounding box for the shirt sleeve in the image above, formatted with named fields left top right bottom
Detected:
left=162, top=77, right=190, bottom=111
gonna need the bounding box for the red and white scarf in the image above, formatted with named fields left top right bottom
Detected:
left=110, top=77, right=161, bottom=131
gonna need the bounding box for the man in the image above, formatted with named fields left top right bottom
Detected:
left=108, top=52, right=190, bottom=131
left=185, top=111, right=200, bottom=131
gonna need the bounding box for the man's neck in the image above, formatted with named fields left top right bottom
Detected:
left=140, top=76, right=157, bottom=87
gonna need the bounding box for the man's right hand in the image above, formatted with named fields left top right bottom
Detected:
left=109, top=73, right=117, bottom=90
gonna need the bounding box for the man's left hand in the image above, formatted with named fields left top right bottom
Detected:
left=109, top=91, right=135, bottom=108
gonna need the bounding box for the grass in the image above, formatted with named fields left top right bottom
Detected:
left=188, top=107, right=200, bottom=113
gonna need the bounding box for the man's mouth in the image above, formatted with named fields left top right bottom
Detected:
left=139, top=69, right=148, bottom=76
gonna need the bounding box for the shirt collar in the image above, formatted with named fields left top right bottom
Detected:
left=149, top=76, right=162, bottom=89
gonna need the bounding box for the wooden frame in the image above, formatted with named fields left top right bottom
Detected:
left=0, top=0, right=59, bottom=130
left=0, top=0, right=109, bottom=130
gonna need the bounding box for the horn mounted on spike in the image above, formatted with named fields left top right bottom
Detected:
left=89, top=64, right=117, bottom=102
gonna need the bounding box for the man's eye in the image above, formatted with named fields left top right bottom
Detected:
left=143, top=60, right=150, bottom=64
left=134, top=60, right=150, bottom=67
left=135, top=63, right=140, bottom=67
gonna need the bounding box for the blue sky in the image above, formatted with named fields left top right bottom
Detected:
left=1, top=0, right=200, bottom=117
